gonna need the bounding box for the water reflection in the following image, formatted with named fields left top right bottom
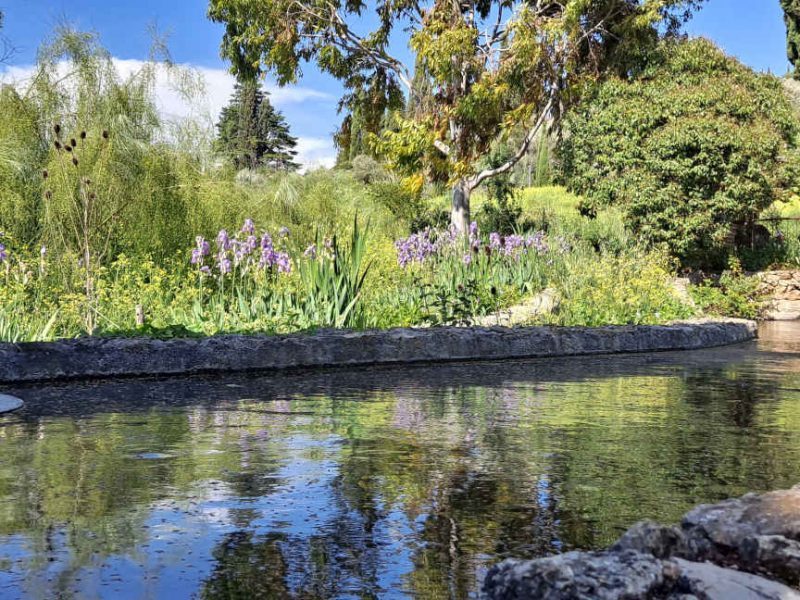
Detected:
left=1, top=323, right=799, bottom=598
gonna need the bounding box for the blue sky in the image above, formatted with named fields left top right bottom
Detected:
left=0, top=0, right=790, bottom=167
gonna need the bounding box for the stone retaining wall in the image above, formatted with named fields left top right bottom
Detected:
left=0, top=319, right=756, bottom=383
left=757, top=270, right=800, bottom=320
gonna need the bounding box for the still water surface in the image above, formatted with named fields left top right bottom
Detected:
left=1, top=323, right=799, bottom=599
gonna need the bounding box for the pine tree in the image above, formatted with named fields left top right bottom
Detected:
left=216, top=80, right=299, bottom=171
left=782, top=0, right=800, bottom=79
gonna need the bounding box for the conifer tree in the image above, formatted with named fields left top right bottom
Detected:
left=216, top=80, right=299, bottom=170
left=782, top=0, right=800, bottom=79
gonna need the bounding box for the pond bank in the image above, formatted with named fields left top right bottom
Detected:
left=0, top=319, right=756, bottom=383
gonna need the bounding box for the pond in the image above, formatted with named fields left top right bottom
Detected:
left=1, top=322, right=799, bottom=599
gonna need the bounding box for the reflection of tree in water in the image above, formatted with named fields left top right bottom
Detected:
left=0, top=405, right=290, bottom=595
left=680, top=368, right=781, bottom=428
left=201, top=531, right=291, bottom=599
left=201, top=484, right=386, bottom=598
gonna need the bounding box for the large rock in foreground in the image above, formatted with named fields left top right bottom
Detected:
left=484, top=485, right=800, bottom=599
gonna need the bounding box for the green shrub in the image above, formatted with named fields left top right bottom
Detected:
left=552, top=250, right=693, bottom=326
left=690, top=258, right=764, bottom=319
left=560, top=38, right=800, bottom=267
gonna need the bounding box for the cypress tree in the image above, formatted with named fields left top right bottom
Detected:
left=216, top=80, right=299, bottom=170
left=782, top=0, right=800, bottom=79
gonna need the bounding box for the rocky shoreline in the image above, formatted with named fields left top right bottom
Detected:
left=483, top=485, right=800, bottom=599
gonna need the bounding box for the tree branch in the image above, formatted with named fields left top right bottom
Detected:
left=433, top=139, right=451, bottom=156
left=471, top=97, right=553, bottom=188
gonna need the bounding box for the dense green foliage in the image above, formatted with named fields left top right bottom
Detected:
left=560, top=38, right=800, bottom=267
left=215, top=80, right=298, bottom=170
left=0, top=27, right=786, bottom=344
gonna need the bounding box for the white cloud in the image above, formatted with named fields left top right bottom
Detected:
left=296, top=137, right=337, bottom=170
left=0, top=58, right=336, bottom=169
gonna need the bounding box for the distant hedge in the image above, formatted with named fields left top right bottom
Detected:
left=559, top=38, right=799, bottom=266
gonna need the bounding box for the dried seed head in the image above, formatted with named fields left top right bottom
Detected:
left=80, top=131, right=87, bottom=139
left=65, top=145, right=72, bottom=153
left=72, top=157, right=79, bottom=167
left=70, top=138, right=77, bottom=148
left=89, top=192, right=96, bottom=200
left=42, top=170, right=48, bottom=179
left=45, top=190, right=52, bottom=200
left=54, top=140, right=62, bottom=150
left=54, top=124, right=61, bottom=136
left=102, top=130, right=109, bottom=139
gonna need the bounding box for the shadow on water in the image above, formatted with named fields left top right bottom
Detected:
left=0, top=322, right=799, bottom=598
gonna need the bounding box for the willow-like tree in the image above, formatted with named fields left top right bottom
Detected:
left=209, top=0, right=701, bottom=231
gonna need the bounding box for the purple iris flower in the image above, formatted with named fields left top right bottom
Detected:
left=218, top=254, right=232, bottom=274
left=216, top=230, right=231, bottom=251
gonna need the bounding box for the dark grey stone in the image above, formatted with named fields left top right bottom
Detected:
left=484, top=485, right=800, bottom=599
left=482, top=552, right=800, bottom=599
left=0, top=319, right=756, bottom=383
left=671, top=558, right=800, bottom=600
left=482, top=550, right=674, bottom=600
left=678, top=485, right=800, bottom=585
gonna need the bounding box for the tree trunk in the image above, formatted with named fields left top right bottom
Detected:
left=451, top=181, right=471, bottom=233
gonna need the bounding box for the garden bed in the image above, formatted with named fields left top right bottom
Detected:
left=0, top=319, right=756, bottom=384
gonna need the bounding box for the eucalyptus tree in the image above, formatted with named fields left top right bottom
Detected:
left=209, top=0, right=702, bottom=232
